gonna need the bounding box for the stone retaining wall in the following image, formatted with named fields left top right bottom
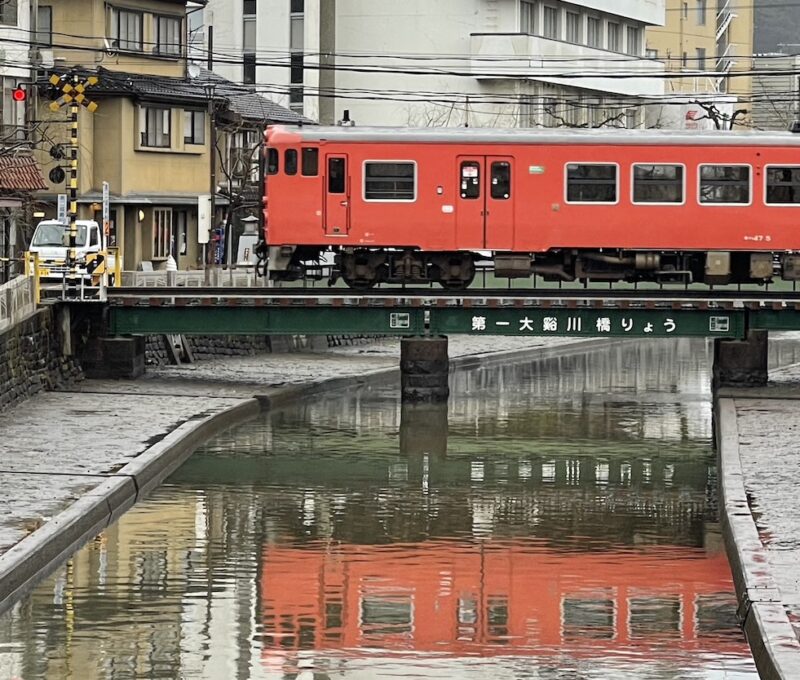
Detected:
left=0, top=309, right=82, bottom=413
left=145, top=334, right=382, bottom=366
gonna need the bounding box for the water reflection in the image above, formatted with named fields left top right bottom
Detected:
left=0, top=339, right=758, bottom=679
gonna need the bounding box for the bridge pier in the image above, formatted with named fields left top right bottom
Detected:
left=81, top=336, right=146, bottom=380
left=400, top=336, right=449, bottom=402
left=713, top=330, right=768, bottom=389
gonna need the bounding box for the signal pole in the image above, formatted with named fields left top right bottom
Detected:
left=49, top=73, right=98, bottom=298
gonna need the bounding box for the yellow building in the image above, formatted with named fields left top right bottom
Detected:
left=31, top=0, right=308, bottom=271
left=646, top=1, right=753, bottom=127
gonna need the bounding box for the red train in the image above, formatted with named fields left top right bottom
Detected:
left=263, top=125, right=800, bottom=289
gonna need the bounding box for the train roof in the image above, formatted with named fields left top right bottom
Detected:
left=268, top=125, right=800, bottom=147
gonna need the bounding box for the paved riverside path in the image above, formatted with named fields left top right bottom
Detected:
left=0, top=335, right=593, bottom=560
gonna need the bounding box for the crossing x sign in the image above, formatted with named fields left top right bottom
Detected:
left=48, top=74, right=99, bottom=112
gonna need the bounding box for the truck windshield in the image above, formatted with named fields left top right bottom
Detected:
left=31, top=224, right=88, bottom=247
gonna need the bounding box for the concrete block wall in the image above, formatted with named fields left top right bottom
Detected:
left=0, top=309, right=83, bottom=413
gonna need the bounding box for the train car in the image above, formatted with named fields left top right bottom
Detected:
left=264, top=125, right=800, bottom=289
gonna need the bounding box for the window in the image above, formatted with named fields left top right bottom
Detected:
left=646, top=48, right=658, bottom=59
left=697, top=0, right=706, bottom=24
left=699, top=165, right=750, bottom=204
left=175, top=210, right=187, bottom=256
left=766, top=167, right=800, bottom=204
left=682, top=1, right=688, bottom=18
left=140, top=106, right=170, bottom=148
left=289, top=86, right=303, bottom=105
left=521, top=0, right=536, bottom=33
left=243, top=17, right=256, bottom=51
left=566, top=11, right=581, bottom=44
left=696, top=47, right=706, bottom=70
left=587, top=16, right=601, bottom=48
left=633, top=164, right=683, bottom=204
left=266, top=148, right=279, bottom=175
left=682, top=52, right=688, bottom=68
left=607, top=22, right=621, bottom=51
left=566, top=164, right=617, bottom=203
left=291, top=53, right=304, bottom=84
left=156, top=15, right=181, bottom=55
left=35, top=6, right=52, bottom=45
left=626, top=26, right=641, bottom=56
left=491, top=162, right=511, bottom=200
left=291, top=14, right=304, bottom=48
left=460, top=161, right=480, bottom=199
left=109, top=7, right=142, bottom=51
left=183, top=110, right=205, bottom=145
left=302, top=148, right=318, bottom=176
left=364, top=162, right=415, bottom=201
left=285, top=149, right=298, bottom=175
left=152, top=208, right=173, bottom=259
left=542, top=5, right=559, bottom=39
left=243, top=53, right=256, bottom=84
left=291, top=0, right=304, bottom=12
left=0, top=0, right=17, bottom=25
left=243, top=0, right=256, bottom=13
left=328, top=157, right=346, bottom=194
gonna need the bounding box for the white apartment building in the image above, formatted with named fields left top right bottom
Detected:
left=198, top=0, right=666, bottom=128
left=0, top=0, right=34, bottom=138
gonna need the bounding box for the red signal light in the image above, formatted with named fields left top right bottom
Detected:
left=11, top=86, right=26, bottom=102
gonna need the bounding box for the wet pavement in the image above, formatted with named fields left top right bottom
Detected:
left=0, top=339, right=758, bottom=679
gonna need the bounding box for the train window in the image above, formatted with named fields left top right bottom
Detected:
left=566, top=164, right=617, bottom=203
left=490, top=162, right=511, bottom=200
left=364, top=161, right=416, bottom=201
left=302, top=148, right=319, bottom=176
left=699, top=165, right=750, bottom=204
left=460, top=161, right=480, bottom=199
left=285, top=149, right=298, bottom=176
left=766, top=166, right=800, bottom=204
left=632, top=164, right=683, bottom=204
left=266, top=148, right=279, bottom=175
left=328, top=157, right=346, bottom=194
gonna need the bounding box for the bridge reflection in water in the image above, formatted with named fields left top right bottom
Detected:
left=0, top=339, right=766, bottom=679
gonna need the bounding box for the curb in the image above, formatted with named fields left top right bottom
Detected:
left=0, top=338, right=609, bottom=618
left=715, top=397, right=800, bottom=679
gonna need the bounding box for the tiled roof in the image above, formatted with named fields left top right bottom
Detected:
left=0, top=155, right=47, bottom=192
left=41, top=67, right=315, bottom=125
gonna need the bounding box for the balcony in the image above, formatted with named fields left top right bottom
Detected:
left=470, top=33, right=665, bottom=98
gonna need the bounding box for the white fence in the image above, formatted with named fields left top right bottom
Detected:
left=121, top=268, right=266, bottom=288
left=0, top=276, right=36, bottom=334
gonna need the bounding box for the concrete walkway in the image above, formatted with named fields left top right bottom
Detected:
left=0, top=335, right=593, bottom=614
left=717, top=356, right=800, bottom=679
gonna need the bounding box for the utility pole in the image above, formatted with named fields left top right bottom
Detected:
left=49, top=73, right=98, bottom=298
left=207, top=25, right=216, bottom=268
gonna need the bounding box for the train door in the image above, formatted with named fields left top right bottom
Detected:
left=455, top=156, right=514, bottom=249
left=324, top=154, right=350, bottom=236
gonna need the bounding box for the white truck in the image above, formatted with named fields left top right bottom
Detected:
left=28, top=219, right=116, bottom=282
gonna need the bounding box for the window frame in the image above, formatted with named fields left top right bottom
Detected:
left=109, top=6, right=143, bottom=52
left=285, top=148, right=298, bottom=176
left=764, top=165, right=800, bottom=207
left=155, top=13, right=182, bottom=57
left=140, top=105, right=171, bottom=149
left=0, top=0, right=18, bottom=26
left=607, top=21, right=621, bottom=52
left=301, top=147, right=319, bottom=176
left=152, top=207, right=173, bottom=260
left=630, top=163, right=686, bottom=206
left=565, top=10, right=582, bottom=44
left=183, top=109, right=205, bottom=146
left=35, top=6, right=52, bottom=45
left=586, top=15, right=602, bottom=48
left=362, top=160, right=417, bottom=203
left=542, top=4, right=560, bottom=40
left=697, top=163, right=752, bottom=207
left=564, top=162, right=619, bottom=205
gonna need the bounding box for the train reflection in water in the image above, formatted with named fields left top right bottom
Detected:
left=0, top=338, right=765, bottom=679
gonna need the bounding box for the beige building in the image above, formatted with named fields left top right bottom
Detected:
left=31, top=0, right=306, bottom=272
left=646, top=0, right=753, bottom=128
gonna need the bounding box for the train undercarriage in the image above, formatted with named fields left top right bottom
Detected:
left=264, top=245, right=800, bottom=289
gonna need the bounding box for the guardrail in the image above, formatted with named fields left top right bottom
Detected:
left=0, top=275, right=37, bottom=334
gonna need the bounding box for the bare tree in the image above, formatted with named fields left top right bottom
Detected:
left=690, top=100, right=749, bottom=130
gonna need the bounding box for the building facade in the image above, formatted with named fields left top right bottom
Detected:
left=751, top=54, right=800, bottom=131
left=200, top=0, right=666, bottom=128
left=646, top=0, right=754, bottom=129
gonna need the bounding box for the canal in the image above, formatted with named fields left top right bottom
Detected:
left=0, top=339, right=770, bottom=679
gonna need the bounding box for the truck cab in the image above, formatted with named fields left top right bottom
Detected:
left=28, top=219, right=114, bottom=281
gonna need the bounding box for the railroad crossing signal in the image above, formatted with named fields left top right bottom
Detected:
left=48, top=73, right=98, bottom=112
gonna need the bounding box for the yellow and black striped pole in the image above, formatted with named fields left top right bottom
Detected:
left=48, top=73, right=98, bottom=298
